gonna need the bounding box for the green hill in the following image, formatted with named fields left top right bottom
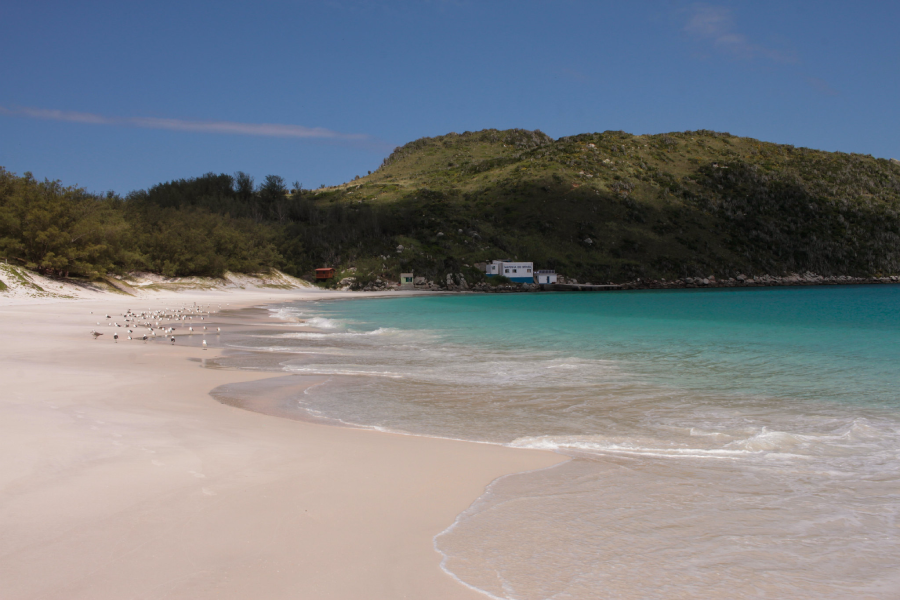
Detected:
left=301, top=128, right=900, bottom=284
left=3, top=128, right=900, bottom=287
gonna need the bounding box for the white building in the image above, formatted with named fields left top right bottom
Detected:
left=485, top=260, right=534, bottom=283
left=534, top=270, right=557, bottom=284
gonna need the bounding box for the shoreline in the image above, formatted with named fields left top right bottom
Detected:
left=0, top=288, right=563, bottom=599
left=2, top=263, right=898, bottom=307
left=437, top=273, right=900, bottom=293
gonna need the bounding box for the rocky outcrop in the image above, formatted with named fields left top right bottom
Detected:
left=618, top=273, right=900, bottom=290
left=359, top=277, right=399, bottom=292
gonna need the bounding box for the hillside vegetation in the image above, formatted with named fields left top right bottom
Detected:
left=0, top=169, right=282, bottom=280
left=2, top=128, right=899, bottom=287
left=309, top=129, right=900, bottom=284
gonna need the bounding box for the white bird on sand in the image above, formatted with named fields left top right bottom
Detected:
left=128, top=336, right=132, bottom=340
left=202, top=340, right=207, bottom=350
left=170, top=336, right=175, bottom=344
left=217, top=327, right=221, bottom=333
left=189, top=327, right=193, bottom=333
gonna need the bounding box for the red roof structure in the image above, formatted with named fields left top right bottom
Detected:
left=315, top=268, right=336, bottom=280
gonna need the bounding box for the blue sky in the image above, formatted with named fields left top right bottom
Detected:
left=1, top=1, right=897, bottom=194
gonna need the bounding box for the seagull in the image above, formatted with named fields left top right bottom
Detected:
left=128, top=336, right=132, bottom=340
left=202, top=340, right=207, bottom=350
left=189, top=327, right=193, bottom=333
left=142, top=335, right=148, bottom=342
left=114, top=333, right=118, bottom=343
left=217, top=327, right=221, bottom=333
left=91, top=331, right=103, bottom=339
left=170, top=336, right=176, bottom=344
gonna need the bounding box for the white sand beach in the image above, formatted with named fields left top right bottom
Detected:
left=0, top=288, right=562, bottom=599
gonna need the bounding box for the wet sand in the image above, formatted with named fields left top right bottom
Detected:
left=0, top=289, right=562, bottom=599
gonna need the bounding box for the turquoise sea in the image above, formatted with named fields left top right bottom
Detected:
left=222, top=286, right=900, bottom=599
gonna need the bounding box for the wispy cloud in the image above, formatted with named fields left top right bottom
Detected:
left=684, top=4, right=796, bottom=63
left=0, top=105, right=371, bottom=142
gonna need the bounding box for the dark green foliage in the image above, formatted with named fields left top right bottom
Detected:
left=0, top=168, right=283, bottom=279
left=124, top=203, right=282, bottom=277
left=0, top=169, right=131, bottom=278
left=687, top=161, right=900, bottom=274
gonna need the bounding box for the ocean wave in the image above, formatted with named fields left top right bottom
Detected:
left=725, top=427, right=811, bottom=452
left=269, top=306, right=303, bottom=321
left=508, top=435, right=752, bottom=459
left=224, top=344, right=346, bottom=355
left=268, top=327, right=398, bottom=339
left=507, top=421, right=895, bottom=460
left=300, top=316, right=341, bottom=329
left=284, top=365, right=405, bottom=378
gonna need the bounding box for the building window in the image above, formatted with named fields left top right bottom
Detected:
left=513, top=269, right=517, bottom=273
left=527, top=269, right=532, bottom=273
left=505, top=269, right=509, bottom=273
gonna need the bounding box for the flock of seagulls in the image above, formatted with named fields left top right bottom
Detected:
left=89, top=302, right=224, bottom=351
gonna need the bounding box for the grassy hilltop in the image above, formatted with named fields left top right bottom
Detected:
left=305, top=128, right=900, bottom=284
left=2, top=128, right=900, bottom=287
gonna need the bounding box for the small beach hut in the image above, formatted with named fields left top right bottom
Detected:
left=399, top=273, right=414, bottom=289
left=315, top=268, right=336, bottom=280
left=535, top=270, right=557, bottom=284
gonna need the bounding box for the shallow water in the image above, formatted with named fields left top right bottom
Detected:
left=214, top=287, right=900, bottom=599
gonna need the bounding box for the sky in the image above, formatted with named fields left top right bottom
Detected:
left=1, top=1, right=898, bottom=195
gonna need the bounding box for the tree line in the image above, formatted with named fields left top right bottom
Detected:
left=0, top=168, right=407, bottom=281
left=0, top=169, right=295, bottom=279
